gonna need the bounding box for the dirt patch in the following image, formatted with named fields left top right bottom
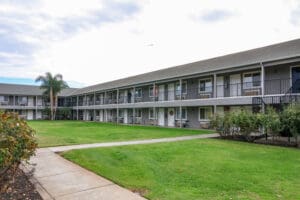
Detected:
left=131, top=188, right=149, bottom=197
left=0, top=168, right=42, bottom=200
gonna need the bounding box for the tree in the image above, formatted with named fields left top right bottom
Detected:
left=35, top=72, right=68, bottom=120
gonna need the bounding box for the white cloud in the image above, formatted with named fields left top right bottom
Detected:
left=1, top=0, right=300, bottom=86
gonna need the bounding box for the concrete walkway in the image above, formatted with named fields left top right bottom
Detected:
left=22, top=133, right=218, bottom=200
left=49, top=133, right=219, bottom=152
left=22, top=148, right=146, bottom=200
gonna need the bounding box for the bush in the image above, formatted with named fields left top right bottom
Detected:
left=231, top=109, right=259, bottom=141
left=0, top=111, right=37, bottom=193
left=281, top=104, right=300, bottom=146
left=257, top=106, right=280, bottom=141
left=210, top=112, right=232, bottom=137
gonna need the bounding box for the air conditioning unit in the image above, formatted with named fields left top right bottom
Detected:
left=199, top=93, right=211, bottom=99
left=244, top=89, right=260, bottom=96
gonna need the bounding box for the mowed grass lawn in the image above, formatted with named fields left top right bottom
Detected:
left=28, top=121, right=214, bottom=147
left=63, top=139, right=300, bottom=200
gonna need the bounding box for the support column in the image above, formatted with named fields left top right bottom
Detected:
left=133, top=87, right=136, bottom=103
left=117, top=89, right=119, bottom=124
left=213, top=73, right=217, bottom=98
left=13, top=95, right=15, bottom=112
left=213, top=105, right=217, bottom=115
left=35, top=96, right=38, bottom=120
left=104, top=91, right=107, bottom=105
left=76, top=96, right=79, bottom=120
left=179, top=79, right=182, bottom=128
left=260, top=62, right=265, bottom=96
left=93, top=92, right=96, bottom=122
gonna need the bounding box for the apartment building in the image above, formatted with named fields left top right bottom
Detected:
left=0, top=83, right=76, bottom=120
left=1, top=38, right=300, bottom=129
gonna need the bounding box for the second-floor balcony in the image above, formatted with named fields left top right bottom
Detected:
left=74, top=78, right=296, bottom=107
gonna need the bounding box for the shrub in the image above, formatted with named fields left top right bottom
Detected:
left=281, top=104, right=300, bottom=146
left=257, top=106, right=280, bottom=141
left=210, top=112, right=232, bottom=137
left=0, top=111, right=37, bottom=193
left=230, top=109, right=258, bottom=141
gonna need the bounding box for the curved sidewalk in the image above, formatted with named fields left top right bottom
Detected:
left=22, top=133, right=218, bottom=200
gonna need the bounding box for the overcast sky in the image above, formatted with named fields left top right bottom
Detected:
left=1, top=0, right=300, bottom=87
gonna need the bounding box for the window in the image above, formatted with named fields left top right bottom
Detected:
left=175, top=81, right=188, bottom=96
left=135, top=88, right=142, bottom=98
left=175, top=107, right=187, bottom=120
left=182, top=81, right=187, bottom=94
left=119, top=110, right=124, bottom=118
left=243, top=72, right=261, bottom=89
left=199, top=107, right=212, bottom=121
left=199, top=79, right=212, bottom=93
left=149, top=86, right=154, bottom=97
left=149, top=108, right=156, bottom=119
left=136, top=109, right=142, bottom=117
left=0, top=96, right=8, bottom=102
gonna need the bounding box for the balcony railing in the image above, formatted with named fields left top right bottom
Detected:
left=72, top=78, right=295, bottom=106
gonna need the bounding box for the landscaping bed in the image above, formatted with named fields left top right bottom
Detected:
left=0, top=168, right=42, bottom=200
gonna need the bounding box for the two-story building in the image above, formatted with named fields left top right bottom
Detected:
left=1, top=38, right=300, bottom=129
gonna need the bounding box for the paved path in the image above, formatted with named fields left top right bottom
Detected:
left=21, top=148, right=146, bottom=200
left=22, top=133, right=218, bottom=200
left=49, top=133, right=219, bottom=152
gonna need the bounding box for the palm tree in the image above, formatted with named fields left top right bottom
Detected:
left=35, top=72, right=69, bottom=120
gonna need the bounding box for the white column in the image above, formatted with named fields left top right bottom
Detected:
left=35, top=96, right=38, bottom=120
left=260, top=62, right=265, bottom=96
left=93, top=92, right=96, bottom=121
left=117, top=89, right=119, bottom=124
left=213, top=73, right=217, bottom=98
left=76, top=96, right=79, bottom=120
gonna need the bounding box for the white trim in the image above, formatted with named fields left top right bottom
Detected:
left=242, top=71, right=261, bottom=89
left=135, top=88, right=142, bottom=98
left=198, top=107, right=212, bottom=121
left=149, top=107, right=156, bottom=119
left=290, top=65, right=300, bottom=88
left=175, top=107, right=187, bottom=120
left=149, top=86, right=154, bottom=97
left=198, top=78, right=213, bottom=93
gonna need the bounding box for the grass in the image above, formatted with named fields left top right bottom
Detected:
left=28, top=120, right=214, bottom=147
left=62, top=139, right=300, bottom=200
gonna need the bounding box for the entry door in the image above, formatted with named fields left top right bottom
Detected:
left=28, top=97, right=34, bottom=106
left=230, top=74, right=241, bottom=97
left=27, top=110, right=33, bottom=120
left=158, top=108, right=165, bottom=126
left=99, top=110, right=103, bottom=122
left=167, top=108, right=175, bottom=127
left=168, top=84, right=175, bottom=101
left=217, top=76, right=224, bottom=97
left=124, top=109, right=128, bottom=124
left=158, top=85, right=165, bottom=101
left=292, top=67, right=300, bottom=93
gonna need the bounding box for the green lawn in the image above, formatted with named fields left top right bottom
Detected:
left=28, top=121, right=214, bottom=147
left=62, top=139, right=300, bottom=200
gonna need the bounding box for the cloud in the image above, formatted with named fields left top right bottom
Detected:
left=0, top=0, right=141, bottom=82
left=0, top=0, right=300, bottom=87
left=290, top=5, right=300, bottom=26
left=193, top=9, right=236, bottom=23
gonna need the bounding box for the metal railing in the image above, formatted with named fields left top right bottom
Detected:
left=72, top=78, right=297, bottom=106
